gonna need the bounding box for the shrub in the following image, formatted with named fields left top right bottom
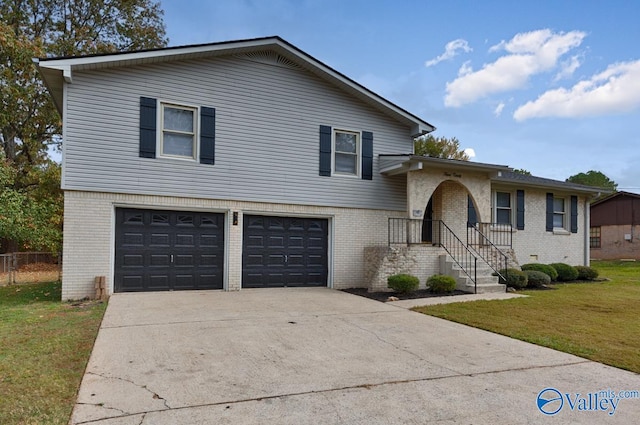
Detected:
left=575, top=265, right=599, bottom=281
left=387, top=273, right=419, bottom=293
left=524, top=270, right=551, bottom=288
left=497, top=268, right=528, bottom=289
left=427, top=274, right=457, bottom=293
left=521, top=263, right=558, bottom=281
left=550, top=263, right=579, bottom=281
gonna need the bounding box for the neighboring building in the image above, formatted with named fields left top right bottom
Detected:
left=590, top=192, right=640, bottom=260
left=36, top=37, right=601, bottom=300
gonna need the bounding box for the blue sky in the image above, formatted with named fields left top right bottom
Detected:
left=160, top=0, right=640, bottom=193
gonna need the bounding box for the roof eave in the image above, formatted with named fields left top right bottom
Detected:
left=379, top=155, right=511, bottom=176
left=492, top=177, right=605, bottom=195
left=33, top=59, right=64, bottom=115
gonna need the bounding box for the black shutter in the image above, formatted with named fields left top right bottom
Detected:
left=516, top=189, right=525, bottom=230
left=361, top=131, right=373, bottom=180
left=319, top=125, right=332, bottom=176
left=139, top=97, right=157, bottom=158
left=570, top=195, right=578, bottom=233
left=200, top=107, right=215, bottom=165
left=546, top=193, right=554, bottom=231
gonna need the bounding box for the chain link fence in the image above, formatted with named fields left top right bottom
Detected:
left=0, top=252, right=62, bottom=285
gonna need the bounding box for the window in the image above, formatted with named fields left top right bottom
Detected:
left=494, top=191, right=512, bottom=225
left=553, top=197, right=565, bottom=228
left=333, top=130, right=360, bottom=176
left=319, top=125, right=372, bottom=179
left=546, top=193, right=577, bottom=233
left=590, top=226, right=601, bottom=248
left=160, top=103, right=197, bottom=159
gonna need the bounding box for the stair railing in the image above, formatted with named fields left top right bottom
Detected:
left=467, top=222, right=509, bottom=282
left=388, top=218, right=477, bottom=293
left=436, top=220, right=477, bottom=294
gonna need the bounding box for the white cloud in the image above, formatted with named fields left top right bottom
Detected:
left=444, top=29, right=586, bottom=107
left=494, top=102, right=505, bottom=117
left=458, top=61, right=473, bottom=76
left=514, top=59, right=640, bottom=120
left=425, top=39, right=472, bottom=67
left=554, top=55, right=582, bottom=81
left=464, top=148, right=476, bottom=158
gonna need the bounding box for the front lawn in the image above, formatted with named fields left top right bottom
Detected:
left=0, top=281, right=106, bottom=425
left=413, top=261, right=640, bottom=373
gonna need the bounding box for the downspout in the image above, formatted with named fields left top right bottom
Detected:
left=584, top=197, right=590, bottom=266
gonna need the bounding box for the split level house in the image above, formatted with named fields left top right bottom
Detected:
left=590, top=191, right=640, bottom=260
left=35, top=36, right=601, bottom=300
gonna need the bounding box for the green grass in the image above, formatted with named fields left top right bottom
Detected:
left=413, top=260, right=640, bottom=373
left=0, top=281, right=107, bottom=425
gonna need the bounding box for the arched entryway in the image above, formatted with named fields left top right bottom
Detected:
left=421, top=180, right=481, bottom=243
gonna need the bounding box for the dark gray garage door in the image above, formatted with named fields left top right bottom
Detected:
left=242, top=215, right=328, bottom=288
left=115, top=208, right=224, bottom=292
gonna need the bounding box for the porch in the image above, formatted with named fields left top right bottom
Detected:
left=366, top=155, right=520, bottom=293
left=365, top=218, right=514, bottom=294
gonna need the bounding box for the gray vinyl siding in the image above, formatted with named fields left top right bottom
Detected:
left=63, top=55, right=413, bottom=210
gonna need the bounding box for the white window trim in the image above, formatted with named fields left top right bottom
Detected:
left=492, top=190, right=514, bottom=226
left=332, top=128, right=361, bottom=177
left=157, top=101, right=199, bottom=161
left=553, top=196, right=569, bottom=232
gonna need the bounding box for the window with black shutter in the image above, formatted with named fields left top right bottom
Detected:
left=319, top=126, right=373, bottom=179
left=139, top=97, right=216, bottom=165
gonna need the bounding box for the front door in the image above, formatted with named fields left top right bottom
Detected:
left=422, top=197, right=434, bottom=243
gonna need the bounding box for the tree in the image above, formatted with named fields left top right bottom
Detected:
left=414, top=134, right=469, bottom=160
left=0, top=159, right=62, bottom=251
left=0, top=0, right=168, bottom=252
left=513, top=168, right=531, bottom=175
left=566, top=170, right=618, bottom=192
left=1, top=0, right=168, bottom=167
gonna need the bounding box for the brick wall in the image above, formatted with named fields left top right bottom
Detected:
left=512, top=189, right=588, bottom=266
left=591, top=224, right=640, bottom=260
left=407, top=169, right=491, bottom=222
left=364, top=245, right=444, bottom=292
left=61, top=190, right=405, bottom=300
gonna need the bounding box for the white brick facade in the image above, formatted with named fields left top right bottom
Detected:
left=363, top=170, right=592, bottom=295
left=61, top=190, right=405, bottom=300
left=511, top=188, right=589, bottom=266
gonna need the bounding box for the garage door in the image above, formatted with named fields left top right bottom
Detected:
left=115, top=208, right=224, bottom=292
left=242, top=215, right=328, bottom=288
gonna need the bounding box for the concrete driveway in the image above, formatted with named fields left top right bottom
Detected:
left=72, top=288, right=640, bottom=424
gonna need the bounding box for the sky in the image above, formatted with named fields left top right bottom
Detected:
left=159, top=0, right=640, bottom=193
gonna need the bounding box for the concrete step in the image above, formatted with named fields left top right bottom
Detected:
left=461, top=282, right=507, bottom=294
left=476, top=275, right=500, bottom=285
left=447, top=263, right=498, bottom=278
left=439, top=254, right=506, bottom=294
left=455, top=277, right=506, bottom=294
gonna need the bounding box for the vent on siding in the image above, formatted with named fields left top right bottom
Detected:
left=235, top=51, right=303, bottom=70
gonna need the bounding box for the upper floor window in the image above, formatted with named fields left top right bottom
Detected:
left=553, top=197, right=566, bottom=228
left=160, top=103, right=197, bottom=159
left=333, top=130, right=360, bottom=176
left=495, top=191, right=512, bottom=225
